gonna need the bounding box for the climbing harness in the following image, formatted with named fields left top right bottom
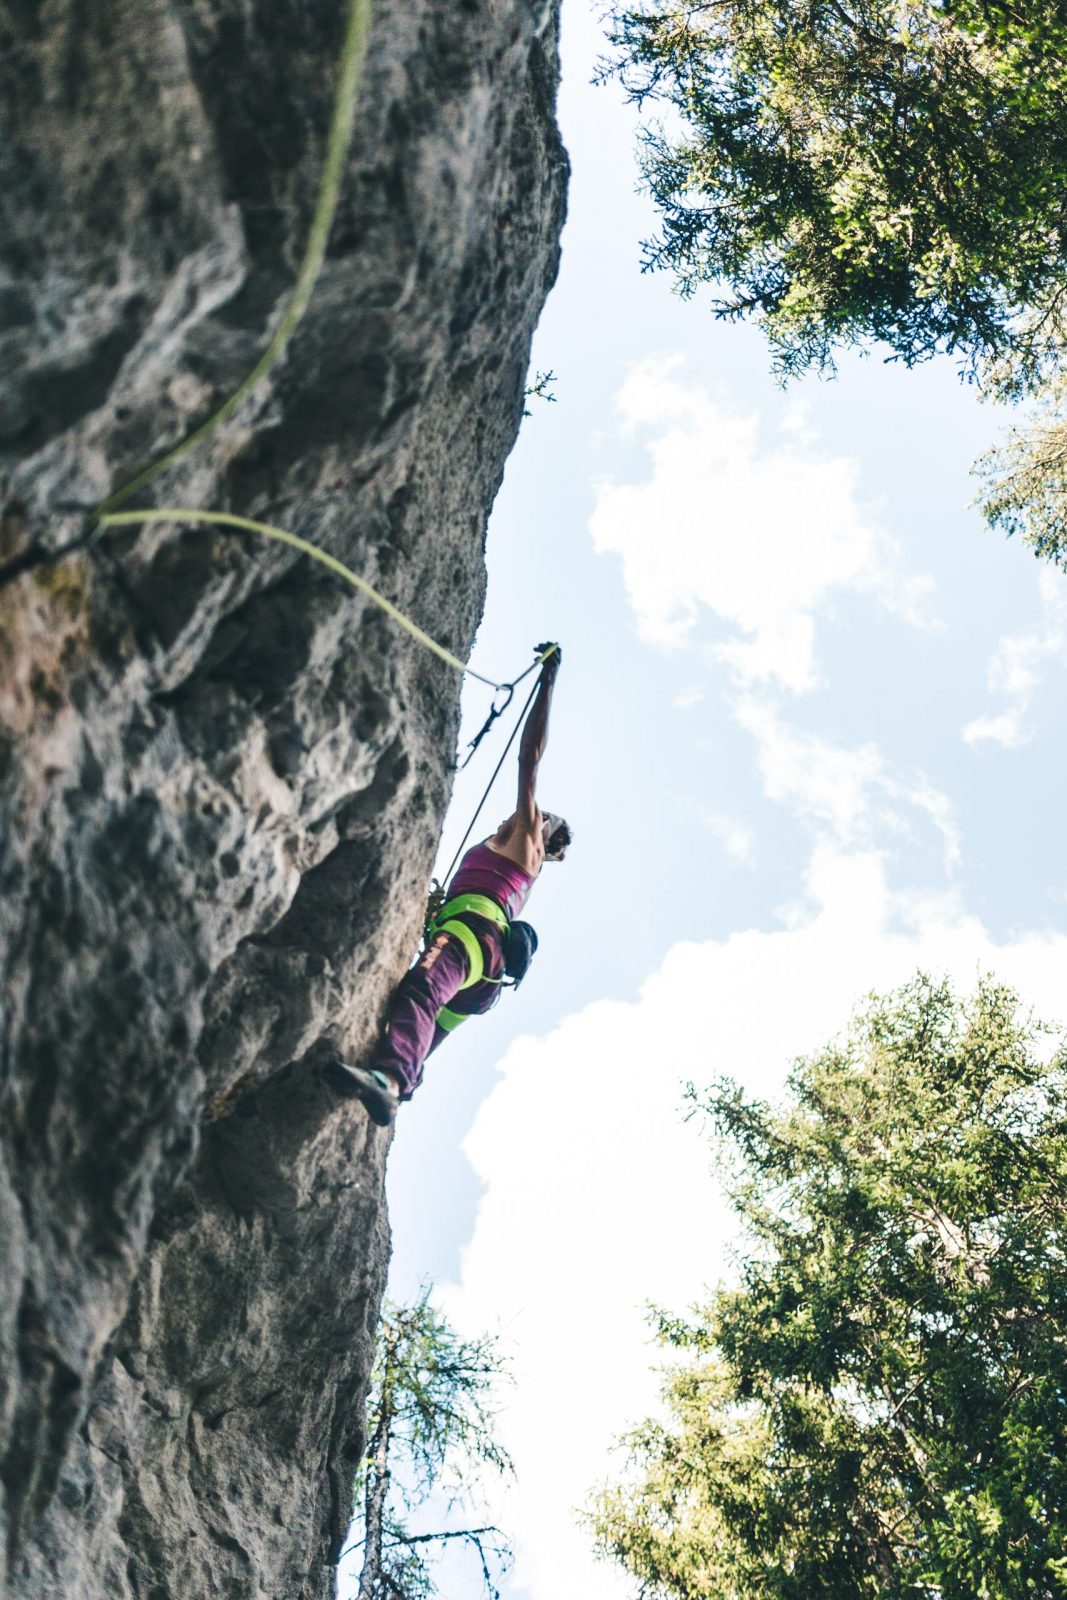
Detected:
left=429, top=892, right=509, bottom=987
left=426, top=892, right=508, bottom=1034
left=425, top=893, right=539, bottom=1034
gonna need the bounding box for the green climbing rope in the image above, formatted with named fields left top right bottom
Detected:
left=100, top=507, right=506, bottom=687
left=84, top=0, right=556, bottom=716
left=96, top=0, right=374, bottom=518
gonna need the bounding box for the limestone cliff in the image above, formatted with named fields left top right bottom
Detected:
left=0, top=2, right=566, bottom=1595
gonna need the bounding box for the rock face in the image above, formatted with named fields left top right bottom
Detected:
left=0, top=2, right=566, bottom=1595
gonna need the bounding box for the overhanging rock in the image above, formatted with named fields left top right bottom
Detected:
left=0, top=2, right=567, bottom=1593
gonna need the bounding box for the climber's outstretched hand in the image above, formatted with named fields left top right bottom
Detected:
left=535, top=640, right=561, bottom=678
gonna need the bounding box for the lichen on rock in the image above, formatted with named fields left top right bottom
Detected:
left=0, top=2, right=567, bottom=1594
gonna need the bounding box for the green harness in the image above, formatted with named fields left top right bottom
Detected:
left=428, top=892, right=510, bottom=1033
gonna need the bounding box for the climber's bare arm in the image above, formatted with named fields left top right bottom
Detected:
left=515, top=645, right=559, bottom=828
left=487, top=645, right=560, bottom=872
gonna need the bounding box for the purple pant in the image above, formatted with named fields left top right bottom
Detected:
left=371, top=929, right=498, bottom=1098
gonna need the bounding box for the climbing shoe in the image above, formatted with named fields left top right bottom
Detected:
left=322, top=1060, right=400, bottom=1127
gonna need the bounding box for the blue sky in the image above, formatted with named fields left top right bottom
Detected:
left=340, top=3, right=1067, bottom=1596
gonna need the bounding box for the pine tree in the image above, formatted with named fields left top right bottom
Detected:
left=591, top=977, right=1067, bottom=1600
left=347, top=1290, right=513, bottom=1600
left=601, top=0, right=1067, bottom=377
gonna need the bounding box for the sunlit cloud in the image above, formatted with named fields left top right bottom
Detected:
left=443, top=848, right=1067, bottom=1600
left=701, top=808, right=756, bottom=864
left=963, top=569, right=1067, bottom=748
left=588, top=358, right=936, bottom=692
left=737, top=696, right=961, bottom=870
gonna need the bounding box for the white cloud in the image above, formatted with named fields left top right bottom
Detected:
left=964, top=569, right=1067, bottom=747
left=962, top=709, right=1029, bottom=750
left=701, top=809, right=756, bottom=864
left=443, top=853, right=1067, bottom=1600
left=588, top=359, right=935, bottom=692
left=738, top=696, right=961, bottom=869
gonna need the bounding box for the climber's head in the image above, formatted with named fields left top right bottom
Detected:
left=541, top=811, right=571, bottom=862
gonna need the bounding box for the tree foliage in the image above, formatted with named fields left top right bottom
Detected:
left=523, top=368, right=559, bottom=416
left=590, top=976, right=1067, bottom=1600
left=602, top=0, right=1067, bottom=376
left=349, top=1290, right=513, bottom=1600
left=976, top=366, right=1067, bottom=564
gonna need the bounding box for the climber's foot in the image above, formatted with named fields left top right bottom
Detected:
left=322, top=1060, right=401, bottom=1126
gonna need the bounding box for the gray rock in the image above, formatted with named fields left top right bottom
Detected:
left=0, top=1, right=566, bottom=1594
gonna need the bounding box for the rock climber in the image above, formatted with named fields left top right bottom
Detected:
left=324, top=643, right=568, bottom=1125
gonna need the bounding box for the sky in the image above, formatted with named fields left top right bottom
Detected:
left=339, top=3, right=1067, bottom=1596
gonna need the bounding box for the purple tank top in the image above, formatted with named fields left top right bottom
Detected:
left=448, top=842, right=535, bottom=921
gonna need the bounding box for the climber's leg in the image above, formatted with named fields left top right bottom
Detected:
left=323, top=933, right=469, bottom=1122
left=370, top=933, right=469, bottom=1097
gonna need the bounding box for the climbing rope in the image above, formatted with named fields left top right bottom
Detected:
left=424, top=676, right=542, bottom=942
left=101, top=507, right=508, bottom=687
left=95, top=0, right=374, bottom=518
left=90, top=0, right=546, bottom=701
left=424, top=643, right=558, bottom=938
left=458, top=651, right=546, bottom=767
left=440, top=670, right=544, bottom=888
left=101, top=508, right=553, bottom=699
left=15, top=0, right=552, bottom=746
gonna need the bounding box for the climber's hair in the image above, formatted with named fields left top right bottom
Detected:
left=545, top=817, right=572, bottom=862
